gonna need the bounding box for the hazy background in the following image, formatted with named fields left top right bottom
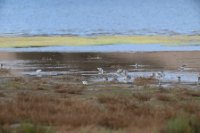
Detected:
left=0, top=0, right=199, bottom=36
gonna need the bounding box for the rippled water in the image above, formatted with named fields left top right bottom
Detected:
left=0, top=0, right=199, bottom=36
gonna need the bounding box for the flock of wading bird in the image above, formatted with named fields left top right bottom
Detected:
left=1, top=63, right=200, bottom=86
left=82, top=64, right=200, bottom=86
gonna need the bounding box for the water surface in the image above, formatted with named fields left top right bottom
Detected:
left=1, top=44, right=200, bottom=52
left=1, top=51, right=200, bottom=85
left=0, top=0, right=199, bottom=36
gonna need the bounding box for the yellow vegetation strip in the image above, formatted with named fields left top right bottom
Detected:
left=0, top=35, right=199, bottom=48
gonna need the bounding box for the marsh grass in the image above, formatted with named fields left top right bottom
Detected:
left=155, top=93, right=173, bottom=102
left=161, top=115, right=200, bottom=133
left=134, top=76, right=158, bottom=86
left=182, top=90, right=200, bottom=97
left=0, top=123, right=54, bottom=133
left=0, top=76, right=199, bottom=133
left=132, top=93, right=152, bottom=101
left=0, top=69, right=11, bottom=76
left=54, top=84, right=85, bottom=94
left=0, top=92, right=5, bottom=97
left=0, top=93, right=165, bottom=131
left=0, top=92, right=198, bottom=133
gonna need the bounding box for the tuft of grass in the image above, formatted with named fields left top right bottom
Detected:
left=162, top=116, right=200, bottom=133
left=98, top=113, right=131, bottom=129
left=0, top=69, right=11, bottom=75
left=155, top=93, right=173, bottom=102
left=0, top=123, right=54, bottom=133
left=0, top=92, right=5, bottom=97
left=132, top=93, right=152, bottom=101
left=178, top=102, right=200, bottom=114
left=54, top=84, right=84, bottom=94
left=58, top=126, right=124, bottom=133
left=182, top=90, right=200, bottom=98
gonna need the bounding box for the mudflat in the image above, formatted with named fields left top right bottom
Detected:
left=0, top=51, right=200, bottom=70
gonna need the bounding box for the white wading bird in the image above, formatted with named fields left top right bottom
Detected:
left=97, top=67, right=104, bottom=75
left=116, top=69, right=124, bottom=75
left=36, top=69, right=42, bottom=74
left=178, top=65, right=187, bottom=72
left=82, top=80, right=88, bottom=85
left=130, top=63, right=145, bottom=69
left=156, top=71, right=165, bottom=86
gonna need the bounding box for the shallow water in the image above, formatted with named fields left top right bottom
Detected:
left=0, top=52, right=200, bottom=85
left=0, top=44, right=200, bottom=52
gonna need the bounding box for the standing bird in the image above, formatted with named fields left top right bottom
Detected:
left=82, top=81, right=88, bottom=85
left=122, top=69, right=131, bottom=83
left=123, top=69, right=128, bottom=76
left=134, top=63, right=138, bottom=69
left=177, top=65, right=186, bottom=84
left=111, top=74, right=118, bottom=82
left=177, top=76, right=181, bottom=83
left=116, top=69, right=123, bottom=75
left=36, top=69, right=42, bottom=74
left=156, top=71, right=165, bottom=86
left=130, top=63, right=145, bottom=69
left=178, top=65, right=187, bottom=72
left=104, top=76, right=109, bottom=82
left=197, top=73, right=200, bottom=85
left=124, top=75, right=131, bottom=83
left=97, top=67, right=104, bottom=75
left=35, top=69, right=42, bottom=77
left=97, top=67, right=108, bottom=82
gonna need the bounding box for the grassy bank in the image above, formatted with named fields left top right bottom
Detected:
left=0, top=69, right=200, bottom=133
left=0, top=35, right=199, bottom=47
